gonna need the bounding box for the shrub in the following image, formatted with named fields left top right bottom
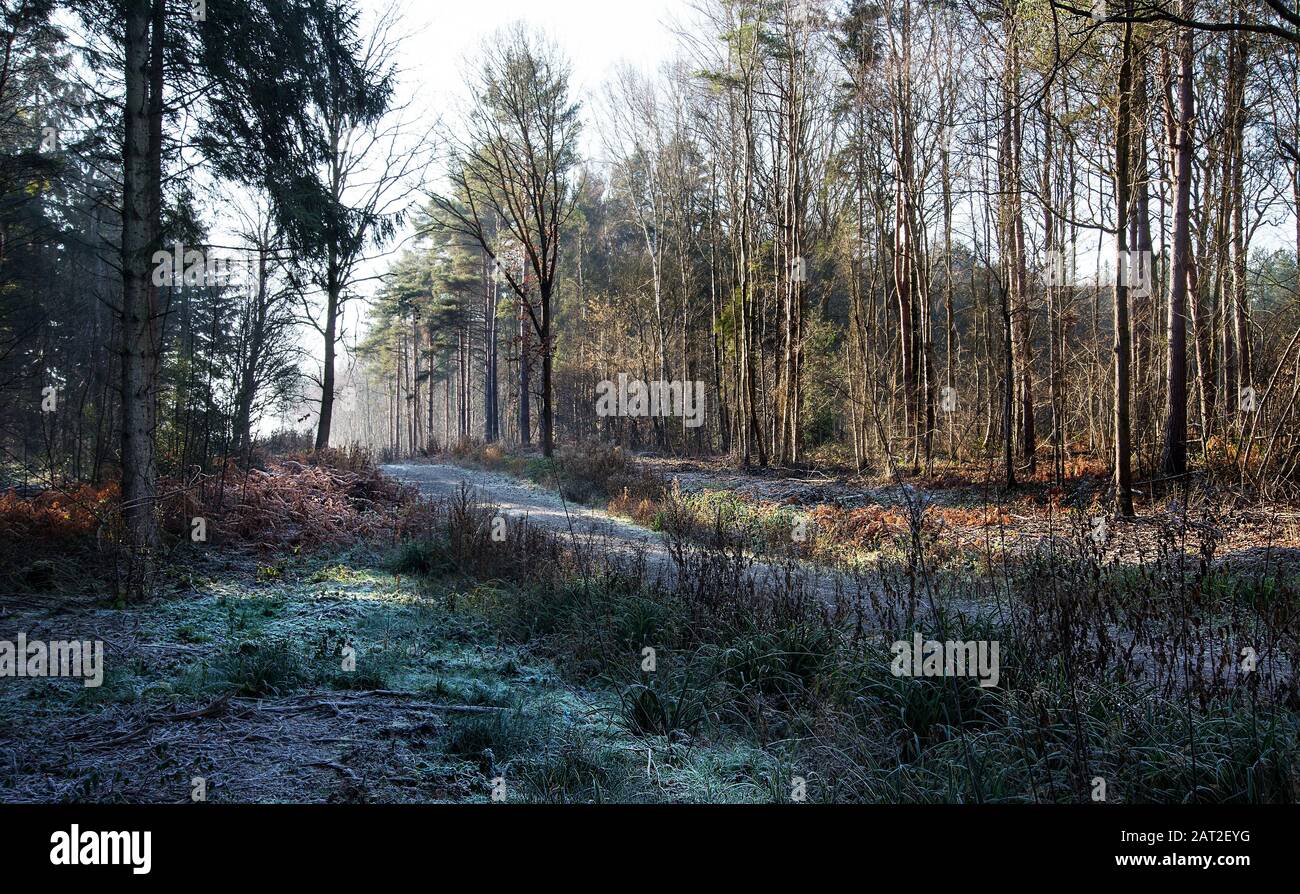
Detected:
left=444, top=710, right=543, bottom=773
left=387, top=540, right=452, bottom=577
left=617, top=679, right=707, bottom=738
left=207, top=638, right=306, bottom=698
left=538, top=446, right=667, bottom=506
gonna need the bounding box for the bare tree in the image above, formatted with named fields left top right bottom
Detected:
left=429, top=24, right=582, bottom=458
left=302, top=8, right=431, bottom=450
left=228, top=202, right=301, bottom=459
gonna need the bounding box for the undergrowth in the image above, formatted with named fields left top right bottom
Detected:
left=388, top=487, right=1300, bottom=803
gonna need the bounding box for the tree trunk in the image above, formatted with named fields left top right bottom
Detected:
left=518, top=290, right=531, bottom=446
left=1114, top=11, right=1137, bottom=517
left=120, top=0, right=161, bottom=590
left=1161, top=9, right=1195, bottom=476
left=540, top=281, right=554, bottom=457
left=315, top=281, right=338, bottom=451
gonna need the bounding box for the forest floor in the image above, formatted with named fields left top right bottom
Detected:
left=2, top=451, right=1298, bottom=803
left=0, top=542, right=783, bottom=803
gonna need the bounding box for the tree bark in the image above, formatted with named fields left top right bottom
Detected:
left=1114, top=10, right=1137, bottom=517
left=1161, top=8, right=1195, bottom=476
left=120, top=0, right=162, bottom=588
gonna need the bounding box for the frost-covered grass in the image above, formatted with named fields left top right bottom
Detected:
left=0, top=545, right=784, bottom=803
left=3, top=473, right=1298, bottom=804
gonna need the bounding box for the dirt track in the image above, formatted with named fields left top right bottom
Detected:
left=381, top=462, right=868, bottom=609
left=381, top=460, right=1300, bottom=629
left=383, top=462, right=662, bottom=547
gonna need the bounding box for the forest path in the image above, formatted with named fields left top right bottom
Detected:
left=382, top=461, right=665, bottom=554
left=381, top=462, right=872, bottom=611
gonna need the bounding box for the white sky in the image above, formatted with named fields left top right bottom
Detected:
left=343, top=0, right=695, bottom=275
left=381, top=0, right=692, bottom=131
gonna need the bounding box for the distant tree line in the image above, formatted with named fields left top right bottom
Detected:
left=346, top=0, right=1300, bottom=509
